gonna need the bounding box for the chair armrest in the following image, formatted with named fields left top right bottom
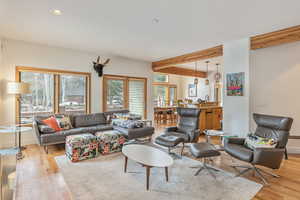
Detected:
left=164, top=126, right=178, bottom=133
left=253, top=148, right=285, bottom=169
left=32, top=121, right=42, bottom=145
left=224, top=137, right=245, bottom=145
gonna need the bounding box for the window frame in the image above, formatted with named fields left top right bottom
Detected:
left=102, top=74, right=147, bottom=118
left=15, top=66, right=91, bottom=124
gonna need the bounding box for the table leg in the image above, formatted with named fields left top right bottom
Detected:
left=146, top=166, right=151, bottom=190
left=17, top=129, right=24, bottom=160
left=124, top=156, right=128, bottom=173
left=165, top=167, right=169, bottom=182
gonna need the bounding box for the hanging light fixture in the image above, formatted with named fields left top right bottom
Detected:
left=205, top=61, right=210, bottom=85
left=214, top=63, right=222, bottom=83
left=194, top=61, right=198, bottom=85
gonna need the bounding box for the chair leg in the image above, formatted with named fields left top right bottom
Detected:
left=194, top=167, right=204, bottom=176
left=259, top=168, right=280, bottom=178
left=235, top=168, right=252, bottom=177
left=191, top=158, right=219, bottom=178
left=253, top=167, right=268, bottom=185
left=181, top=143, right=185, bottom=156
left=231, top=164, right=278, bottom=185
left=284, top=147, right=288, bottom=160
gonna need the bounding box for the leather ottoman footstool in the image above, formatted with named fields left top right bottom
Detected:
left=155, top=134, right=185, bottom=157
left=95, top=130, right=126, bottom=155
left=65, top=133, right=99, bottom=162
left=189, top=142, right=221, bottom=178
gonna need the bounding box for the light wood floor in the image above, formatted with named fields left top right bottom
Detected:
left=16, top=123, right=300, bottom=200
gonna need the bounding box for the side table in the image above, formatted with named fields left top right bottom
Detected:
left=203, top=130, right=225, bottom=151
left=0, top=126, right=32, bottom=160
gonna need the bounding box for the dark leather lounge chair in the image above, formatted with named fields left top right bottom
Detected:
left=224, top=113, right=293, bottom=185
left=155, top=107, right=201, bottom=157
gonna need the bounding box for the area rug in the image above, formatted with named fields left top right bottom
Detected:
left=55, top=153, right=262, bottom=200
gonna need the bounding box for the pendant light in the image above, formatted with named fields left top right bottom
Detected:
left=214, top=63, right=222, bottom=89
left=194, top=61, right=198, bottom=85
left=205, top=61, right=210, bottom=85
left=214, top=63, right=221, bottom=83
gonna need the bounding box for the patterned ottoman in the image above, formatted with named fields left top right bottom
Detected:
left=95, top=130, right=126, bottom=155
left=65, top=133, right=99, bottom=162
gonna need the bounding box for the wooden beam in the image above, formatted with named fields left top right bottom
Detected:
left=152, top=45, right=223, bottom=69
left=154, top=66, right=207, bottom=78
left=152, top=25, right=300, bottom=71
left=250, top=25, right=300, bottom=50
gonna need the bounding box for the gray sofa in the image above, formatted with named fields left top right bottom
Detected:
left=33, top=111, right=154, bottom=153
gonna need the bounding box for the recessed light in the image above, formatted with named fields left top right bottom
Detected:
left=51, top=9, right=62, bottom=16
left=153, top=18, right=159, bottom=23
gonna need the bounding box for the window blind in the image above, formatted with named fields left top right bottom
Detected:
left=129, top=80, right=145, bottom=118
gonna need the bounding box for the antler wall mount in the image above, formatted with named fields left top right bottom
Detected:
left=93, top=56, right=110, bottom=77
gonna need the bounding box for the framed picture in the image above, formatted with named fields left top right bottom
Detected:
left=226, top=72, right=244, bottom=96
left=188, top=84, right=197, bottom=97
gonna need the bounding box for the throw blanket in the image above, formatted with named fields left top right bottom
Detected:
left=112, top=119, right=144, bottom=129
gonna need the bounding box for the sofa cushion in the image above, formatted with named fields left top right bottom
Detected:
left=39, top=125, right=113, bottom=145
left=112, top=119, right=144, bottom=129
left=113, top=126, right=154, bottom=140
left=39, top=125, right=55, bottom=134
left=163, top=131, right=190, bottom=142
left=71, top=113, right=107, bottom=128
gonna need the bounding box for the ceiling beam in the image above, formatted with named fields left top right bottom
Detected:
left=250, top=25, right=300, bottom=50
left=152, top=25, right=300, bottom=70
left=154, top=66, right=207, bottom=78
left=152, top=45, right=223, bottom=70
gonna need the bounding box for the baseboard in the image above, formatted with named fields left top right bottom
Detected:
left=287, top=147, right=300, bottom=154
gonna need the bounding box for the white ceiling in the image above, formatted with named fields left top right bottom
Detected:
left=1, top=0, right=300, bottom=62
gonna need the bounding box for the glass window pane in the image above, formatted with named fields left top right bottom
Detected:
left=153, top=74, right=168, bottom=82
left=129, top=80, right=145, bottom=118
left=153, top=85, right=168, bottom=107
left=59, top=75, right=86, bottom=114
left=20, top=72, right=54, bottom=124
left=169, top=87, right=177, bottom=106
left=106, top=79, right=124, bottom=111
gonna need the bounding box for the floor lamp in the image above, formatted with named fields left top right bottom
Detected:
left=7, top=82, right=30, bottom=159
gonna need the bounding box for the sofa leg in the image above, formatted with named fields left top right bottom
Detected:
left=44, top=146, right=48, bottom=154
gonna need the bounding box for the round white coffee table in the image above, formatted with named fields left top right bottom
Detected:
left=122, top=144, right=173, bottom=190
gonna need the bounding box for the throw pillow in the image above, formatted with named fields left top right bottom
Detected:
left=56, top=115, right=73, bottom=130
left=244, top=134, right=277, bottom=150
left=38, top=125, right=55, bottom=134
left=42, top=117, right=62, bottom=132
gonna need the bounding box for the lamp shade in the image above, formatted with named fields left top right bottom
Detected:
left=7, top=82, right=30, bottom=94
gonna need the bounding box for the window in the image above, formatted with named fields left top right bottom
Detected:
left=103, top=75, right=147, bottom=119
left=59, top=75, right=87, bottom=114
left=16, top=66, right=91, bottom=124
left=105, top=78, right=126, bottom=111
left=20, top=72, right=54, bottom=124
left=129, top=79, right=146, bottom=117
left=153, top=83, right=177, bottom=107
left=153, top=73, right=168, bottom=83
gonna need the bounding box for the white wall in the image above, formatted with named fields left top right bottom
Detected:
left=0, top=39, right=4, bottom=123
left=223, top=38, right=250, bottom=137
left=180, top=72, right=221, bottom=102
left=250, top=41, right=300, bottom=152
left=0, top=39, right=153, bottom=147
